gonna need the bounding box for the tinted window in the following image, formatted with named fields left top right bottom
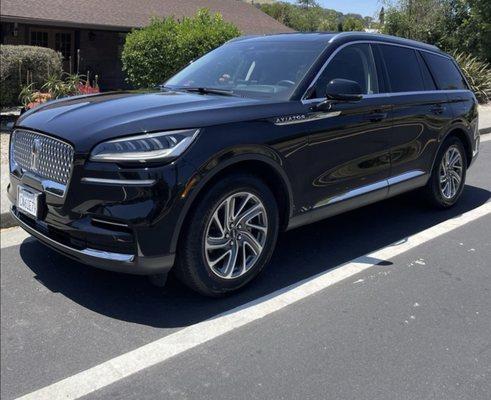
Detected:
left=166, top=41, right=326, bottom=100
left=417, top=52, right=437, bottom=90
left=311, top=43, right=379, bottom=98
left=380, top=45, right=425, bottom=92
left=421, top=52, right=467, bottom=90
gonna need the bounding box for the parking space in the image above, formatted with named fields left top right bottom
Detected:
left=1, top=139, right=490, bottom=399
left=88, top=215, right=491, bottom=400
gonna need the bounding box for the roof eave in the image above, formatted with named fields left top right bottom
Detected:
left=1, top=15, right=134, bottom=32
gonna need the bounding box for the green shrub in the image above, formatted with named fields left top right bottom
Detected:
left=453, top=52, right=491, bottom=104
left=0, top=45, right=62, bottom=107
left=122, top=9, right=240, bottom=88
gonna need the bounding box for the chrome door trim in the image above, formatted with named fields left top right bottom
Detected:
left=313, top=169, right=426, bottom=209
left=314, top=179, right=387, bottom=209
left=387, top=170, right=425, bottom=185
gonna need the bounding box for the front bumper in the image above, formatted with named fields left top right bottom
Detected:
left=6, top=144, right=196, bottom=275
left=11, top=207, right=175, bottom=274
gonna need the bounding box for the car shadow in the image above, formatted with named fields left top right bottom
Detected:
left=19, top=185, right=490, bottom=329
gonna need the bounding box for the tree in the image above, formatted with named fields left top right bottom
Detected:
left=297, top=0, right=318, bottom=8
left=381, top=0, right=491, bottom=62
left=379, top=7, right=385, bottom=25
left=364, top=16, right=374, bottom=29
left=122, top=9, right=240, bottom=87
left=318, top=13, right=338, bottom=31
left=343, top=17, right=365, bottom=31
left=260, top=2, right=366, bottom=33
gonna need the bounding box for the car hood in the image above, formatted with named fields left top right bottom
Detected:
left=16, top=90, right=285, bottom=152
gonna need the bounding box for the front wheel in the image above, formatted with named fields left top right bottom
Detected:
left=176, top=174, right=279, bottom=297
left=424, top=137, right=467, bottom=208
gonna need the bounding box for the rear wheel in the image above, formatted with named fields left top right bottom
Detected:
left=424, top=137, right=467, bottom=208
left=176, top=173, right=279, bottom=297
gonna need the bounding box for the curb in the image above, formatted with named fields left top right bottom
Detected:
left=1, top=128, right=491, bottom=231
left=0, top=210, right=15, bottom=229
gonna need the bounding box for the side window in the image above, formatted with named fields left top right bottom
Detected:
left=311, top=43, right=379, bottom=98
left=416, top=51, right=437, bottom=90
left=380, top=45, right=425, bottom=92
left=421, top=52, right=467, bottom=90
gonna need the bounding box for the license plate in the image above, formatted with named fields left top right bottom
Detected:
left=17, top=186, right=40, bottom=218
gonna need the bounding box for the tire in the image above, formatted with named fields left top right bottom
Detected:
left=424, top=136, right=467, bottom=209
left=175, top=173, right=279, bottom=297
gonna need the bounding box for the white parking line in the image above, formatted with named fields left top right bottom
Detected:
left=480, top=134, right=491, bottom=143
left=15, top=201, right=491, bottom=400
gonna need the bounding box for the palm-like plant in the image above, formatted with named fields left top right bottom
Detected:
left=453, top=52, right=491, bottom=104
left=18, top=82, right=36, bottom=108
left=41, top=74, right=72, bottom=98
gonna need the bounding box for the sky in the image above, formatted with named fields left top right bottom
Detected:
left=283, top=0, right=383, bottom=18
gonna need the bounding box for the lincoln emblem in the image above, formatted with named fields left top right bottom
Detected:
left=31, top=138, right=42, bottom=171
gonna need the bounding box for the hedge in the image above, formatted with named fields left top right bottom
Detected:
left=0, top=45, right=62, bottom=107
left=122, top=9, right=240, bottom=88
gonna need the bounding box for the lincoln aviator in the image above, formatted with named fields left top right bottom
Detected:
left=8, top=32, right=480, bottom=296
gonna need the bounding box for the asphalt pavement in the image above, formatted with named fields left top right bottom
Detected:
left=1, top=138, right=490, bottom=400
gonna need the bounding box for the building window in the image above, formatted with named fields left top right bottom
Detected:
left=55, top=32, right=72, bottom=60
left=30, top=30, right=48, bottom=47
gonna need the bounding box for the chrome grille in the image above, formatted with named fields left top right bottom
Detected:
left=11, top=130, right=74, bottom=185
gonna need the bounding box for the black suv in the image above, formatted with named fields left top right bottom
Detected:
left=9, top=32, right=480, bottom=296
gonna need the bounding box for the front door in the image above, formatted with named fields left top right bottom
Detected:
left=299, top=43, right=392, bottom=222
left=53, top=30, right=74, bottom=72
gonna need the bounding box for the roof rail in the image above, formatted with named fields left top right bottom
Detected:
left=329, top=31, right=441, bottom=52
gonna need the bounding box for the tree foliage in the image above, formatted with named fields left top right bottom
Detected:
left=260, top=1, right=368, bottom=32
left=121, top=9, right=240, bottom=88
left=452, top=52, right=491, bottom=103
left=382, top=0, right=491, bottom=63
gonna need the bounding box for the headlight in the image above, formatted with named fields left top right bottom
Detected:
left=9, top=134, right=17, bottom=172
left=90, top=129, right=200, bottom=162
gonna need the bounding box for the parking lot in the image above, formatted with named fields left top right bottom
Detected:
left=1, top=137, right=490, bottom=400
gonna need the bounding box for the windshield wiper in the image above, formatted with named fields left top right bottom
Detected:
left=157, top=84, right=174, bottom=92
left=181, top=87, right=238, bottom=97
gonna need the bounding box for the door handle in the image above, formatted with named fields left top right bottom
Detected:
left=430, top=105, right=446, bottom=114
left=367, top=112, right=388, bottom=122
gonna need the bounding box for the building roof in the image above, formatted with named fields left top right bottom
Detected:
left=1, top=0, right=293, bottom=34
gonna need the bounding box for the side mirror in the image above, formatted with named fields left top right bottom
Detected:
left=325, top=79, right=363, bottom=101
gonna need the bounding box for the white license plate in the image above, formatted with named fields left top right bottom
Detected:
left=17, top=186, right=40, bottom=218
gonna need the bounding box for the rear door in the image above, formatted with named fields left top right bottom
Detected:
left=300, top=43, right=392, bottom=218
left=420, top=51, right=478, bottom=141
left=376, top=44, right=454, bottom=195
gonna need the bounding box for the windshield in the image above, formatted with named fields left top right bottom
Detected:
left=165, top=40, right=326, bottom=100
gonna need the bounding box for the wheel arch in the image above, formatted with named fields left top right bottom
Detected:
left=170, top=152, right=294, bottom=254
left=433, top=123, right=473, bottom=170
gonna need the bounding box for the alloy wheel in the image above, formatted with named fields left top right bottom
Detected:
left=204, top=192, right=268, bottom=279
left=439, top=145, right=464, bottom=200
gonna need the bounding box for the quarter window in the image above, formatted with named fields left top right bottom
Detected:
left=311, top=43, right=379, bottom=98
left=380, top=45, right=425, bottom=92
left=416, top=52, right=437, bottom=90
left=421, top=52, right=467, bottom=90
